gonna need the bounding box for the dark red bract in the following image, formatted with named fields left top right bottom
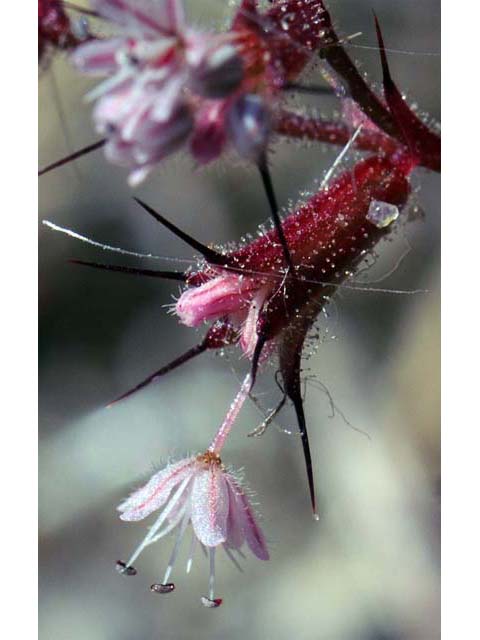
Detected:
left=38, top=0, right=78, bottom=62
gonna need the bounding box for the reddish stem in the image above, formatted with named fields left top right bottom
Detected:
left=275, top=110, right=400, bottom=157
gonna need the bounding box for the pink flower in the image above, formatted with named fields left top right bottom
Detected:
left=117, top=451, right=269, bottom=607
left=71, top=0, right=246, bottom=183
left=177, top=273, right=272, bottom=358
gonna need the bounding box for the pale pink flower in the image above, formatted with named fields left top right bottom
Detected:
left=72, top=0, right=246, bottom=183
left=117, top=451, right=269, bottom=607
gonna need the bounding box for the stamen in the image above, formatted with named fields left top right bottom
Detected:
left=200, top=596, right=223, bottom=608
left=201, top=547, right=223, bottom=606
left=116, top=560, right=137, bottom=576
left=162, top=511, right=190, bottom=585
left=125, top=475, right=191, bottom=568
left=185, top=530, right=198, bottom=574
left=150, top=583, right=175, bottom=594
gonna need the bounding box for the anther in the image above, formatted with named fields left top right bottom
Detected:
left=150, top=583, right=175, bottom=594
left=201, top=596, right=223, bottom=608
left=116, top=560, right=137, bottom=576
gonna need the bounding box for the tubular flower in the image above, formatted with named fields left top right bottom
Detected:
left=117, top=451, right=268, bottom=607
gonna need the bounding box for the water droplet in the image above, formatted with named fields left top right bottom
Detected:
left=367, top=200, right=399, bottom=229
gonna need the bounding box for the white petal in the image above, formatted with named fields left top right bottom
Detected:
left=191, top=468, right=229, bottom=547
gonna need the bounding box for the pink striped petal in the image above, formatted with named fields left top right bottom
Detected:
left=176, top=275, right=259, bottom=327
left=239, top=286, right=270, bottom=358
left=227, top=477, right=269, bottom=560
left=118, top=457, right=195, bottom=521
left=191, top=467, right=229, bottom=547
left=224, top=479, right=245, bottom=550
left=71, top=38, right=126, bottom=75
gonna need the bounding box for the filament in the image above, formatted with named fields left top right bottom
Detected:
left=209, top=547, right=216, bottom=601
left=162, top=510, right=190, bottom=585
left=185, top=530, right=198, bottom=574
left=126, top=475, right=191, bottom=567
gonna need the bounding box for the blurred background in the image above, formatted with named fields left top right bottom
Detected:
left=39, top=1, right=440, bottom=639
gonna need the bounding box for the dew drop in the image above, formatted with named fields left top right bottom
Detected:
left=367, top=200, right=399, bottom=229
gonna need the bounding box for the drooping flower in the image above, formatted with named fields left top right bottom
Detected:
left=116, top=450, right=268, bottom=607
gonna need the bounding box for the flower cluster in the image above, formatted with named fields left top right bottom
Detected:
left=73, top=0, right=248, bottom=183
left=70, top=0, right=334, bottom=183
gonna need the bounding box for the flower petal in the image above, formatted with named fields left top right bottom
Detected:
left=239, top=286, right=270, bottom=358
left=191, top=467, right=229, bottom=547
left=118, top=457, right=195, bottom=521
left=71, top=38, right=126, bottom=75
left=224, top=479, right=245, bottom=550
left=176, top=275, right=259, bottom=327
left=227, top=477, right=269, bottom=560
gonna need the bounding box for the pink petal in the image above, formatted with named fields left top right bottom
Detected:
left=191, top=467, right=229, bottom=547
left=176, top=275, right=259, bottom=327
left=227, top=477, right=269, bottom=560
left=93, top=83, right=136, bottom=132
left=150, top=74, right=185, bottom=122
left=71, top=38, right=125, bottom=75
left=239, top=286, right=270, bottom=358
left=224, top=480, right=245, bottom=550
left=118, top=457, right=195, bottom=521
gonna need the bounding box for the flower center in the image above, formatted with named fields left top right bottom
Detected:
left=196, top=451, right=222, bottom=467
